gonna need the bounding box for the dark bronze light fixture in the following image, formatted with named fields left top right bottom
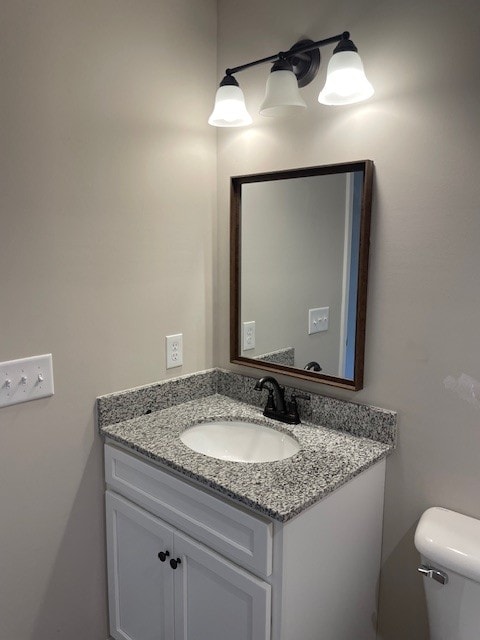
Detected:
left=208, top=31, right=374, bottom=127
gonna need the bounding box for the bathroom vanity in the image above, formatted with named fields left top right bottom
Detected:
left=105, top=434, right=386, bottom=640
left=99, top=371, right=396, bottom=640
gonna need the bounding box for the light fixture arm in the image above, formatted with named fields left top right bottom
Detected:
left=225, top=31, right=351, bottom=84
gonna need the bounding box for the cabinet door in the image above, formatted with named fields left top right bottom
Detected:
left=173, top=531, right=271, bottom=640
left=106, top=491, right=175, bottom=640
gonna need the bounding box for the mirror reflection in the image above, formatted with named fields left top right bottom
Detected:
left=231, top=161, right=373, bottom=390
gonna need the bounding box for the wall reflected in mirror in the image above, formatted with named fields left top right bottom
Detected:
left=231, top=161, right=373, bottom=391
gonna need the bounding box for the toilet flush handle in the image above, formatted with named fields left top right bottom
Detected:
left=418, top=564, right=449, bottom=585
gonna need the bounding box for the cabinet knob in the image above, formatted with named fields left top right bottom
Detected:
left=169, top=557, right=182, bottom=570
left=157, top=550, right=170, bottom=562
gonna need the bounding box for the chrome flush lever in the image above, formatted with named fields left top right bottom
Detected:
left=418, top=564, right=449, bottom=585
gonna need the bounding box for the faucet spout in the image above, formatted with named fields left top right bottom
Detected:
left=304, top=361, right=322, bottom=372
left=254, top=376, right=286, bottom=415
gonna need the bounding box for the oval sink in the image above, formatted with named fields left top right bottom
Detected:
left=179, top=420, right=300, bottom=463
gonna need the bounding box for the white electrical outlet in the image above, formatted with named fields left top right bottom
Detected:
left=308, top=307, right=329, bottom=335
left=242, top=321, right=256, bottom=351
left=166, top=334, right=183, bottom=369
left=0, top=354, right=54, bottom=408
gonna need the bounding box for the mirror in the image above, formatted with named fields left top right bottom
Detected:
left=230, top=160, right=373, bottom=391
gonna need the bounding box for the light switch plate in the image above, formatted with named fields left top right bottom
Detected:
left=308, top=307, right=329, bottom=334
left=0, top=354, right=54, bottom=408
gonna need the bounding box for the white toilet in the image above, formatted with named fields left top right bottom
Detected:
left=415, top=507, right=480, bottom=640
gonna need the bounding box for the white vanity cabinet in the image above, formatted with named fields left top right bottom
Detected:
left=106, top=491, right=271, bottom=640
left=104, top=443, right=386, bottom=640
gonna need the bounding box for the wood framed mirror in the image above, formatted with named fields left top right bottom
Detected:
left=230, top=160, right=373, bottom=391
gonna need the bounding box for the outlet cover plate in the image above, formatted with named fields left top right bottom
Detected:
left=0, top=354, right=54, bottom=408
left=242, top=321, right=256, bottom=351
left=166, top=334, right=183, bottom=369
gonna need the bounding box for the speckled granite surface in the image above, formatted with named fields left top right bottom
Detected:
left=254, top=347, right=295, bottom=367
left=99, top=372, right=396, bottom=522
left=97, top=369, right=217, bottom=427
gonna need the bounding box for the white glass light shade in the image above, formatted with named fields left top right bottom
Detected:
left=208, top=84, right=252, bottom=127
left=260, top=70, right=307, bottom=117
left=318, top=50, right=374, bottom=106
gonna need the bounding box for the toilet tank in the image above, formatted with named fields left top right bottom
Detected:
left=415, top=507, right=480, bottom=640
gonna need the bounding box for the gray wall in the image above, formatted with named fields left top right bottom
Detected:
left=0, top=2, right=216, bottom=639
left=215, top=0, right=480, bottom=638
left=240, top=174, right=346, bottom=374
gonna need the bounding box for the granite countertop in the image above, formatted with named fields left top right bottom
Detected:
left=100, top=393, right=393, bottom=522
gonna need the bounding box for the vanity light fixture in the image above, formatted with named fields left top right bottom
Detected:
left=208, top=31, right=374, bottom=127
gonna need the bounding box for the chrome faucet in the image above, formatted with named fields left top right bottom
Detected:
left=254, top=376, right=308, bottom=425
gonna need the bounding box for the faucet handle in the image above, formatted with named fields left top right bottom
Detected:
left=286, top=393, right=310, bottom=424
left=290, top=392, right=309, bottom=403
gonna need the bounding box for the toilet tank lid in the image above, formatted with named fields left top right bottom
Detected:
left=415, top=507, right=480, bottom=583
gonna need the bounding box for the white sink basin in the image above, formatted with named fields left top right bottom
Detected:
left=179, top=420, right=300, bottom=463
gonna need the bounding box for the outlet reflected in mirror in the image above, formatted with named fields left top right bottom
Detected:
left=230, top=161, right=373, bottom=391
